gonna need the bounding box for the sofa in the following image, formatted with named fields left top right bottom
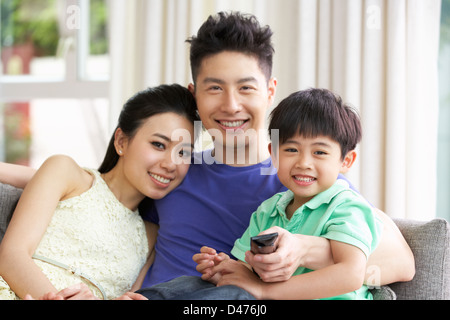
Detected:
left=0, top=182, right=449, bottom=300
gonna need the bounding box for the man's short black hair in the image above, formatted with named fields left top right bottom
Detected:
left=186, top=11, right=274, bottom=83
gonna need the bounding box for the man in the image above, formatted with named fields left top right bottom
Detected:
left=137, top=12, right=414, bottom=298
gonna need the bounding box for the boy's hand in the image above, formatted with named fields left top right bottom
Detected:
left=214, top=259, right=263, bottom=299
left=193, top=246, right=230, bottom=284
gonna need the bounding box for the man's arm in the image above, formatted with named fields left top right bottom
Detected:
left=366, top=209, right=415, bottom=285
left=0, top=162, right=36, bottom=189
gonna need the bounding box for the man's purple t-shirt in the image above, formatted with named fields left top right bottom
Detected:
left=140, top=149, right=355, bottom=288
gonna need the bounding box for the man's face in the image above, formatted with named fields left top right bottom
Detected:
left=189, top=51, right=277, bottom=150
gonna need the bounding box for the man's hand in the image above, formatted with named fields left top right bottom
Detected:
left=245, top=227, right=298, bottom=282
left=245, top=226, right=332, bottom=282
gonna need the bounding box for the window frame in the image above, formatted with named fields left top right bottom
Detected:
left=0, top=0, right=109, bottom=102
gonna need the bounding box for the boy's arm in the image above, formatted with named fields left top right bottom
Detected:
left=248, top=210, right=415, bottom=286
left=219, top=240, right=367, bottom=300
left=261, top=241, right=366, bottom=299
left=0, top=162, right=36, bottom=189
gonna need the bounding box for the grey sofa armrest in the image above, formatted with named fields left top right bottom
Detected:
left=372, top=218, right=450, bottom=300
left=388, top=218, right=450, bottom=300
left=0, top=182, right=23, bottom=243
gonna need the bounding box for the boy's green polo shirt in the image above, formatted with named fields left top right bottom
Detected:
left=231, top=179, right=383, bottom=300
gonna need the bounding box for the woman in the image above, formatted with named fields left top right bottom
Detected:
left=0, top=84, right=198, bottom=300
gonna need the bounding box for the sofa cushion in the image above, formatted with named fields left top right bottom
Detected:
left=0, top=183, right=23, bottom=243
left=370, top=285, right=397, bottom=300
left=388, top=218, right=450, bottom=300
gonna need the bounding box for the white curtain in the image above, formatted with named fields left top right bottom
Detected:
left=108, top=0, right=441, bottom=220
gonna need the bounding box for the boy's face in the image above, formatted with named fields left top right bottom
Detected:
left=189, top=51, right=276, bottom=150
left=269, top=134, right=356, bottom=207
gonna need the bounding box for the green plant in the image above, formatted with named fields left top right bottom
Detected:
left=1, top=0, right=59, bottom=56
left=90, top=0, right=108, bottom=55
left=441, top=0, right=450, bottom=47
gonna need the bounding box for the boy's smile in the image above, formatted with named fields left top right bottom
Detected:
left=293, top=174, right=317, bottom=186
left=270, top=134, right=356, bottom=209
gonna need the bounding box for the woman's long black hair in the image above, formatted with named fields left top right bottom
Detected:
left=98, top=84, right=199, bottom=173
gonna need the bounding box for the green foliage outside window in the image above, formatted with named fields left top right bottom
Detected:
left=1, top=0, right=108, bottom=56
left=1, top=0, right=59, bottom=56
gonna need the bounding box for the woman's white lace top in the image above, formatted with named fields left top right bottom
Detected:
left=0, top=168, right=149, bottom=300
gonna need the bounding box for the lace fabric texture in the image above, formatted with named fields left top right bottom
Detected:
left=0, top=169, right=149, bottom=300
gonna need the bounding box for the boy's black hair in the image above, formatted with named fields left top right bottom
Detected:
left=186, top=11, right=274, bottom=83
left=268, top=88, right=362, bottom=159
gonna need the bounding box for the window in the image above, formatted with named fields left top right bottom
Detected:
left=437, top=0, right=450, bottom=220
left=0, top=0, right=110, bottom=168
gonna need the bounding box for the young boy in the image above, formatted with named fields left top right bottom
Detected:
left=195, top=88, right=383, bottom=300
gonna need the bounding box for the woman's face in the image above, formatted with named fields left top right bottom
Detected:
left=118, top=112, right=194, bottom=201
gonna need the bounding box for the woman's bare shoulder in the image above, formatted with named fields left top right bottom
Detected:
left=37, top=155, right=94, bottom=200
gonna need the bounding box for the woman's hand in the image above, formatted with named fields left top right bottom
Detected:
left=114, top=292, right=148, bottom=300
left=24, top=283, right=100, bottom=300
left=24, top=283, right=148, bottom=300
